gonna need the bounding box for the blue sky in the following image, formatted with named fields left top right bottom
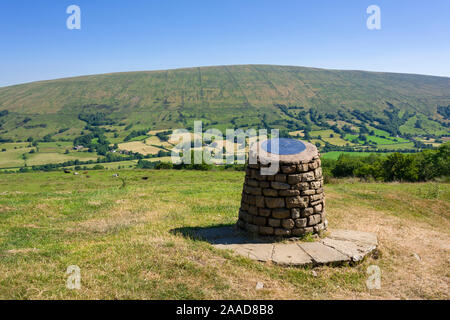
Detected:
left=0, top=0, right=449, bottom=87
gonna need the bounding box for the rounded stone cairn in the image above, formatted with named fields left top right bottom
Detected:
left=237, top=138, right=327, bottom=237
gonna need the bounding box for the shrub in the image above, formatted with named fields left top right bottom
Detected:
left=323, top=142, right=449, bottom=182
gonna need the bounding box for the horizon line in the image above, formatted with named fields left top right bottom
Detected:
left=1, top=63, right=449, bottom=89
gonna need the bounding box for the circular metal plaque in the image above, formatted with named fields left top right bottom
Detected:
left=261, top=138, right=306, bottom=155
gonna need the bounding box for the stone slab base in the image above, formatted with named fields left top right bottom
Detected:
left=193, top=226, right=378, bottom=266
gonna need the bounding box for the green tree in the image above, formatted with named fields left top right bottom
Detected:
left=380, top=153, right=418, bottom=181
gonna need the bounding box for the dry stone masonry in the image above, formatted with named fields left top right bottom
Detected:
left=237, top=138, right=327, bottom=237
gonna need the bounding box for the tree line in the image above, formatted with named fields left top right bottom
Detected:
left=322, top=142, right=449, bottom=182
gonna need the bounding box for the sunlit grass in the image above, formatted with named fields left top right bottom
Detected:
left=0, top=170, right=448, bottom=299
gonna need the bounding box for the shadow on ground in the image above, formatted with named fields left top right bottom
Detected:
left=171, top=224, right=276, bottom=245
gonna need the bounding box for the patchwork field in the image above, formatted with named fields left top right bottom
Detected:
left=0, top=140, right=101, bottom=167
left=0, top=65, right=448, bottom=152
left=321, top=151, right=391, bottom=160
left=0, top=170, right=448, bottom=299
left=311, top=130, right=353, bottom=146
left=118, top=141, right=163, bottom=155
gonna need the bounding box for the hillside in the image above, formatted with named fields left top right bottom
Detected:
left=0, top=65, right=449, bottom=139
left=0, top=65, right=449, bottom=169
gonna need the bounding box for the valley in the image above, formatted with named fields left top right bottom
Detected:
left=0, top=65, right=449, bottom=171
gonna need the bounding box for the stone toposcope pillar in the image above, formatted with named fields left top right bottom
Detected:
left=237, top=138, right=327, bottom=237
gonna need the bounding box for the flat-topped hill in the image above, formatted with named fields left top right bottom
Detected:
left=0, top=65, right=449, bottom=141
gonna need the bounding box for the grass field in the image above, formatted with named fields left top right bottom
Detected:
left=0, top=146, right=99, bottom=169
left=321, top=151, right=391, bottom=160
left=321, top=135, right=351, bottom=147
left=343, top=133, right=415, bottom=150
left=66, top=160, right=139, bottom=170
left=0, top=170, right=448, bottom=299
left=400, top=115, right=448, bottom=136
left=309, top=130, right=351, bottom=147
left=378, top=142, right=415, bottom=150
left=118, top=141, right=163, bottom=155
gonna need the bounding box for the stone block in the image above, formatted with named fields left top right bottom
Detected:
left=294, top=182, right=310, bottom=190
left=308, top=161, right=318, bottom=170
left=248, top=206, right=258, bottom=215
left=286, top=196, right=308, bottom=208
left=247, top=179, right=259, bottom=187
left=258, top=208, right=271, bottom=217
left=265, top=197, right=285, bottom=209
left=287, top=174, right=302, bottom=184
left=272, top=208, right=291, bottom=219
left=245, top=186, right=262, bottom=196
left=310, top=193, right=323, bottom=202
left=297, top=163, right=309, bottom=172
left=263, top=188, right=278, bottom=197
left=281, top=165, right=296, bottom=174
left=302, top=172, right=315, bottom=182
left=291, top=228, right=306, bottom=236
left=255, top=196, right=265, bottom=208
left=281, top=219, right=295, bottom=229
left=259, top=226, right=274, bottom=235
left=303, top=227, right=314, bottom=234
left=274, top=228, right=291, bottom=236
left=301, top=189, right=315, bottom=196
left=291, top=208, right=301, bottom=219
left=314, top=167, right=323, bottom=179
left=268, top=218, right=281, bottom=227
left=259, top=181, right=270, bottom=188
left=310, top=181, right=321, bottom=189
left=247, top=206, right=258, bottom=216
left=295, top=218, right=307, bottom=228
left=271, top=181, right=290, bottom=190
left=247, top=195, right=256, bottom=205
left=301, top=208, right=313, bottom=218
left=253, top=216, right=267, bottom=226
left=245, top=223, right=259, bottom=233
left=313, top=222, right=325, bottom=233
left=249, top=169, right=258, bottom=179
left=241, top=211, right=252, bottom=223
left=255, top=171, right=267, bottom=181
left=313, top=203, right=323, bottom=213
left=279, top=189, right=300, bottom=196
left=310, top=199, right=323, bottom=207
left=274, top=174, right=287, bottom=182
left=286, top=196, right=300, bottom=208
left=308, top=214, right=321, bottom=226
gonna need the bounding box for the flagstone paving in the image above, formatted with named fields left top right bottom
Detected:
left=193, top=226, right=378, bottom=266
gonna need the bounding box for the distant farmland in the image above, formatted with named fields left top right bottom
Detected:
left=0, top=65, right=448, bottom=170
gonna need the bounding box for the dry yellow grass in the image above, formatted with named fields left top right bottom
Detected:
left=289, top=130, right=305, bottom=137
left=0, top=171, right=448, bottom=299
left=118, top=141, right=162, bottom=155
